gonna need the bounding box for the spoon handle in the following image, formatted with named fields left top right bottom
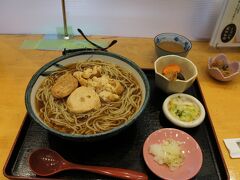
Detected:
left=68, top=163, right=148, bottom=180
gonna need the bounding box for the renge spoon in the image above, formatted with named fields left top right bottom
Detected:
left=29, top=148, right=148, bottom=180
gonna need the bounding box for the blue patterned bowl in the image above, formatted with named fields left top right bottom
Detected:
left=154, top=33, right=192, bottom=57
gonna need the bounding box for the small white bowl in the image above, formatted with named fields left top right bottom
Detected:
left=154, top=55, right=198, bottom=94
left=162, top=93, right=205, bottom=128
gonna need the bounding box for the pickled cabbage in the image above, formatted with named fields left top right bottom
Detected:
left=168, top=96, right=200, bottom=122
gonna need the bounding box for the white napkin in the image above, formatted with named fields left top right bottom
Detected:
left=224, top=138, right=240, bottom=158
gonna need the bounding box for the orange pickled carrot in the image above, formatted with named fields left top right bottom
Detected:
left=162, top=64, right=181, bottom=75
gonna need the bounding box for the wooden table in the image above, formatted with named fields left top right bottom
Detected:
left=0, top=35, right=239, bottom=179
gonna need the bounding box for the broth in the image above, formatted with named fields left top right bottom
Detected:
left=35, top=61, right=142, bottom=135
left=158, top=41, right=184, bottom=53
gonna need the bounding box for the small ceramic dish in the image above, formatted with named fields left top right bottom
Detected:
left=208, top=54, right=240, bottom=82
left=154, top=55, right=198, bottom=93
left=162, top=93, right=205, bottom=128
left=154, top=33, right=192, bottom=57
left=143, top=128, right=203, bottom=180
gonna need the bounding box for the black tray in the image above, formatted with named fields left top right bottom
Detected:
left=4, top=70, right=228, bottom=180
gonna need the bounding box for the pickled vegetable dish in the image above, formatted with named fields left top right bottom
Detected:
left=168, top=95, right=200, bottom=122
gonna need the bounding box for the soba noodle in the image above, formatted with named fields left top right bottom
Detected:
left=35, top=60, right=142, bottom=135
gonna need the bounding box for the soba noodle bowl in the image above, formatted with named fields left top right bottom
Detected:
left=35, top=60, right=142, bottom=135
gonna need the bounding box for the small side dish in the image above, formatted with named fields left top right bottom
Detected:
left=154, top=55, right=198, bottom=93
left=208, top=54, right=240, bottom=82
left=143, top=128, right=203, bottom=180
left=163, top=93, right=205, bottom=128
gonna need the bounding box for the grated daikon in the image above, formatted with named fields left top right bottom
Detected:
left=149, top=138, right=184, bottom=171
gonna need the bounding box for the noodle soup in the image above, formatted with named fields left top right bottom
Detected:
left=35, top=60, right=142, bottom=135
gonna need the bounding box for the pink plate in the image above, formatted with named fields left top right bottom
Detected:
left=143, top=128, right=203, bottom=180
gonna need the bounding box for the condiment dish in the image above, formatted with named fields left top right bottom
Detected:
left=162, top=93, right=205, bottom=128
left=208, top=54, right=240, bottom=82
left=143, top=128, right=203, bottom=179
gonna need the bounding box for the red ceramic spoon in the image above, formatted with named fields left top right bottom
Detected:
left=29, top=148, right=148, bottom=180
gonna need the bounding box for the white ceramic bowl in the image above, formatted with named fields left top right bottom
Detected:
left=154, top=55, right=198, bottom=94
left=162, top=93, right=205, bottom=128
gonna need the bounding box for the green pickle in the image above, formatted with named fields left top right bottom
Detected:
left=168, top=96, right=200, bottom=122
